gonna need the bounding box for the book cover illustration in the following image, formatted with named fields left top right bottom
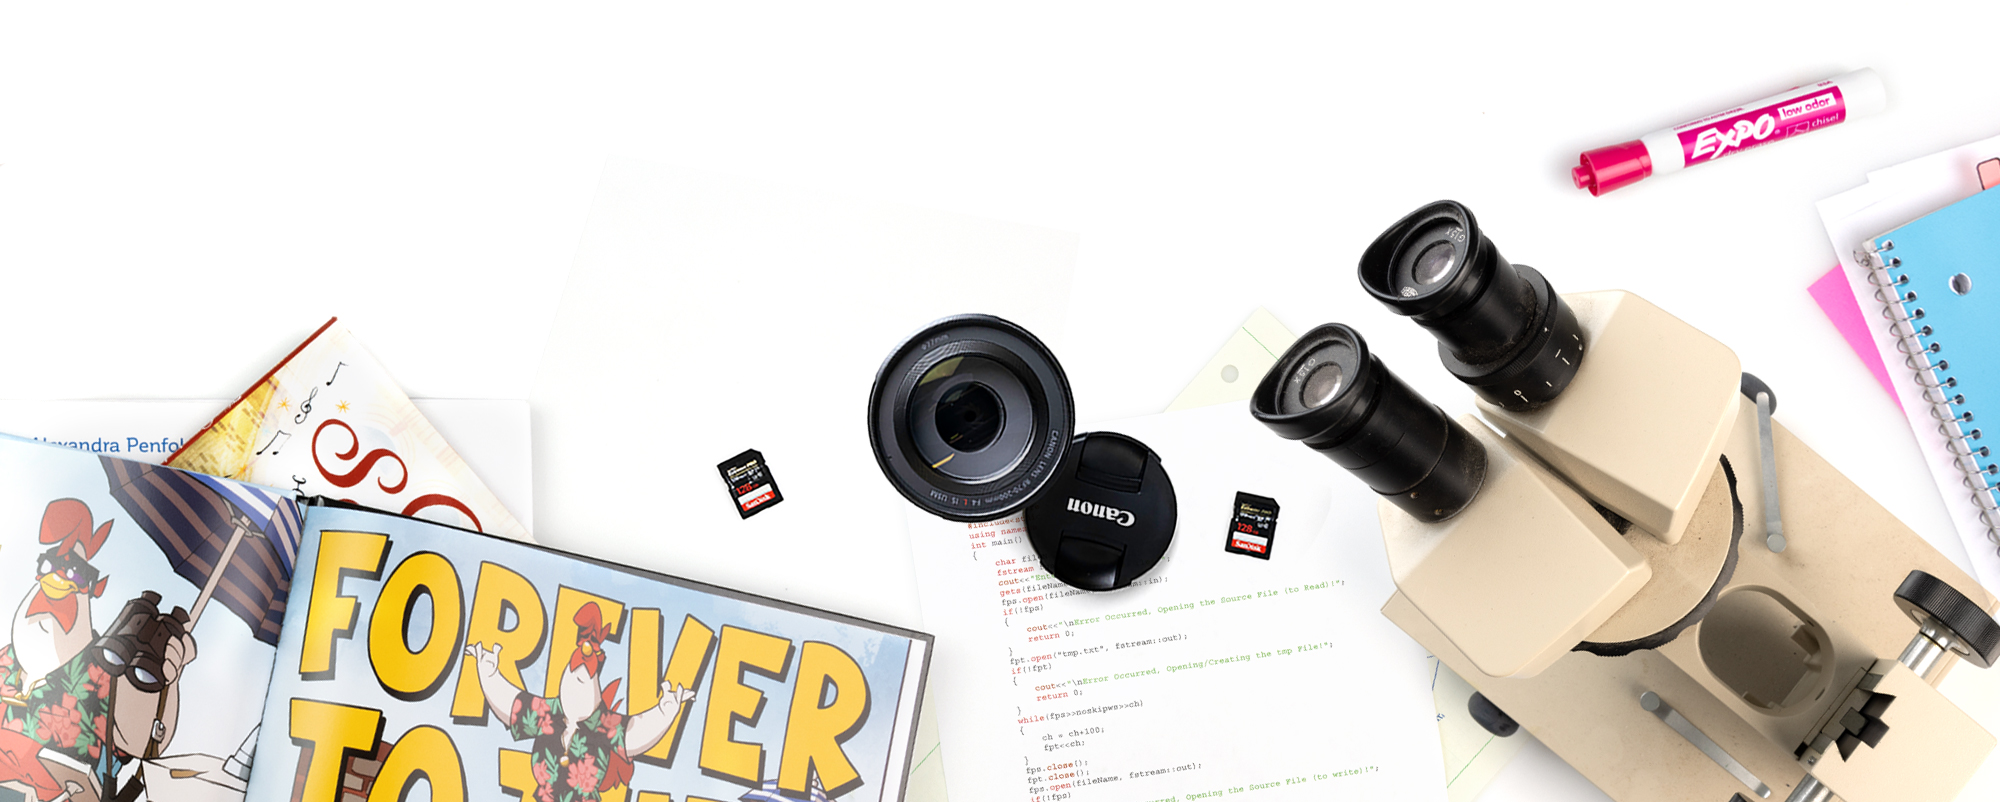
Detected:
left=0, top=436, right=301, bottom=802
left=167, top=319, right=532, bottom=543
left=249, top=506, right=931, bottom=802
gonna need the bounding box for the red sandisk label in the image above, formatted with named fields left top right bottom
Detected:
left=738, top=486, right=775, bottom=510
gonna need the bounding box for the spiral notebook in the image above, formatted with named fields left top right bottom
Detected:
left=1859, top=185, right=2000, bottom=568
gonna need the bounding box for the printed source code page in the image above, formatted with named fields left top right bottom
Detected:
left=910, top=404, right=1447, bottom=802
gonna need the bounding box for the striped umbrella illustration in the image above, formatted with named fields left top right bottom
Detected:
left=99, top=457, right=300, bottom=645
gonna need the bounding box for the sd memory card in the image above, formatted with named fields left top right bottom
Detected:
left=1225, top=491, right=1279, bottom=559
left=718, top=449, right=783, bottom=518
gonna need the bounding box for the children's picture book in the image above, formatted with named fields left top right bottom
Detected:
left=0, top=434, right=303, bottom=802
left=167, top=319, right=533, bottom=543
left=0, top=436, right=932, bottom=802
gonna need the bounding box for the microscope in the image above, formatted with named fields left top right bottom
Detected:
left=1251, top=201, right=2000, bottom=802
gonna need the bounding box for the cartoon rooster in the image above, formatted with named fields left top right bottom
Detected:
left=467, top=602, right=696, bottom=802
left=3, top=500, right=110, bottom=702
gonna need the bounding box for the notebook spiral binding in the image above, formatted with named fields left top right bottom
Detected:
left=1863, top=240, right=2000, bottom=556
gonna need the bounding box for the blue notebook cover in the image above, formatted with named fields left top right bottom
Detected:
left=1873, top=186, right=2000, bottom=514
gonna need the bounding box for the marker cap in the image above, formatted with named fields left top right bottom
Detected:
left=1572, top=139, right=1652, bottom=197
left=1834, top=68, right=1887, bottom=118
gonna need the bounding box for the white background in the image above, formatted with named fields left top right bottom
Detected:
left=7, top=3, right=2000, bottom=801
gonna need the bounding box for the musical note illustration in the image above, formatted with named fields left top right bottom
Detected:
left=164, top=319, right=531, bottom=542
left=294, top=387, right=319, bottom=424
left=256, top=431, right=292, bottom=456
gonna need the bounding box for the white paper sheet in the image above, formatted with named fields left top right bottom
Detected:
left=530, top=159, right=1078, bottom=627
left=910, top=403, right=1446, bottom=802
left=1165, top=308, right=1296, bottom=413
left=0, top=398, right=534, bottom=527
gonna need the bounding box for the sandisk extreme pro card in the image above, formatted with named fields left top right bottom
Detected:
left=718, top=449, right=783, bottom=518
left=1225, top=491, right=1279, bottom=559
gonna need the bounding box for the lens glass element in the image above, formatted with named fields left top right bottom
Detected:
left=1412, top=241, right=1456, bottom=286
left=1301, top=363, right=1345, bottom=408
left=1276, top=338, right=1360, bottom=416
left=907, top=355, right=1034, bottom=482
left=1392, top=221, right=1465, bottom=298
left=933, top=381, right=1004, bottom=452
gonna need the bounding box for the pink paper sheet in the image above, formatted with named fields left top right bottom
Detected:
left=1808, top=264, right=1897, bottom=400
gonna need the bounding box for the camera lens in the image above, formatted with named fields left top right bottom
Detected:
left=869, top=315, right=1075, bottom=521
left=1250, top=323, right=1486, bottom=522
left=1359, top=201, right=1585, bottom=411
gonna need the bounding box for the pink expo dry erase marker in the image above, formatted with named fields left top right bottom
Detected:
left=1571, top=68, right=1885, bottom=196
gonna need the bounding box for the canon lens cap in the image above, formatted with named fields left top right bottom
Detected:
left=1023, top=431, right=1177, bottom=591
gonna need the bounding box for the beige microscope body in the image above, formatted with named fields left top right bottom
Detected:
left=1253, top=202, right=2000, bottom=802
left=1384, top=286, right=1992, bottom=800
left=1387, top=289, right=1995, bottom=802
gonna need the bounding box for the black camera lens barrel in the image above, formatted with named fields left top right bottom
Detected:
left=1251, top=324, right=1486, bottom=522
left=1359, top=201, right=1585, bottom=411
left=868, top=315, right=1075, bottom=522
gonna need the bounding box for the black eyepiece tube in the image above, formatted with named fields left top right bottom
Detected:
left=1249, top=323, right=1486, bottom=522
left=1358, top=201, right=1585, bottom=411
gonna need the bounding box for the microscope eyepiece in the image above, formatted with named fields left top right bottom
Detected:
left=1360, top=201, right=1585, bottom=411
left=1250, top=324, right=1485, bottom=522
